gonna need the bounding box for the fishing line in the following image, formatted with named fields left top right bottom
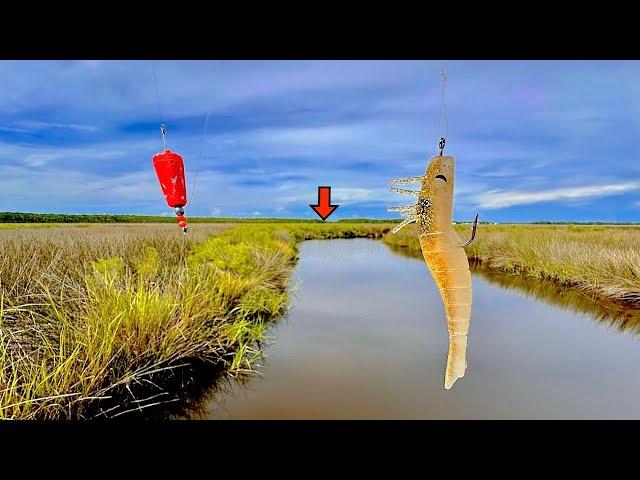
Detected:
left=151, top=60, right=164, bottom=126
left=190, top=111, right=210, bottom=211
left=437, top=67, right=448, bottom=155
left=189, top=60, right=222, bottom=214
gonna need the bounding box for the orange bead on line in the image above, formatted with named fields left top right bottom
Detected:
left=178, top=220, right=187, bottom=228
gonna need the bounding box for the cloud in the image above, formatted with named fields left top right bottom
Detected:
left=0, top=139, right=145, bottom=177
left=476, top=183, right=640, bottom=209
left=331, top=187, right=387, bottom=203
left=24, top=154, right=61, bottom=167
left=0, top=164, right=159, bottom=211
left=279, top=187, right=394, bottom=207
left=13, top=120, right=98, bottom=132
left=77, top=60, right=103, bottom=69
left=0, top=125, right=31, bottom=134
left=253, top=125, right=365, bottom=146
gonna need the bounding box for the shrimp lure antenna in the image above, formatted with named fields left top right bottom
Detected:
left=387, top=69, right=480, bottom=390
left=152, top=124, right=189, bottom=235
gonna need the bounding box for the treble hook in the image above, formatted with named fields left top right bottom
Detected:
left=459, top=213, right=479, bottom=247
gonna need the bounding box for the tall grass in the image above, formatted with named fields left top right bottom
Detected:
left=382, top=224, right=640, bottom=306
left=0, top=222, right=390, bottom=419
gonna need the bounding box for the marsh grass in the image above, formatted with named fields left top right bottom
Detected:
left=382, top=224, right=640, bottom=307
left=0, top=222, right=390, bottom=419
left=0, top=223, right=76, bottom=230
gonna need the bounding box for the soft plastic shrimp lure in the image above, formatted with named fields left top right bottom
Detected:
left=388, top=142, right=478, bottom=389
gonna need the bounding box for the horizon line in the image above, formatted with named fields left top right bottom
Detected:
left=1, top=211, right=640, bottom=225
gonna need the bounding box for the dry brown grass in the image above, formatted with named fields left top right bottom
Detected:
left=383, top=224, right=640, bottom=306
left=0, top=224, right=230, bottom=419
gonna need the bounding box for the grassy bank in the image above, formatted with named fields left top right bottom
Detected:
left=0, top=222, right=390, bottom=419
left=382, top=224, right=640, bottom=307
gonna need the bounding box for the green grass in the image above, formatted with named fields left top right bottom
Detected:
left=0, top=222, right=390, bottom=419
left=382, top=223, right=640, bottom=306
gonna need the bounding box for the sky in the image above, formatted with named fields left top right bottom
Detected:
left=1, top=60, right=639, bottom=222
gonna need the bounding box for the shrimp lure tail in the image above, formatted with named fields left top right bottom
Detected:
left=445, top=334, right=468, bottom=389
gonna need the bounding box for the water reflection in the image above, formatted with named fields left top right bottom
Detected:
left=387, top=244, right=640, bottom=338
left=472, top=265, right=640, bottom=338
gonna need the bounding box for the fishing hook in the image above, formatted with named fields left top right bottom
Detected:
left=459, top=213, right=479, bottom=247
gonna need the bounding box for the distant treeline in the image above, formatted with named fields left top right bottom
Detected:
left=0, top=212, right=400, bottom=224
left=4, top=212, right=635, bottom=225
left=0, top=212, right=313, bottom=224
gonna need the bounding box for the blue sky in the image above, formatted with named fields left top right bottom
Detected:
left=1, top=60, right=639, bottom=222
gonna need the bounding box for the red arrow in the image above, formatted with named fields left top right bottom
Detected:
left=309, top=186, right=339, bottom=221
